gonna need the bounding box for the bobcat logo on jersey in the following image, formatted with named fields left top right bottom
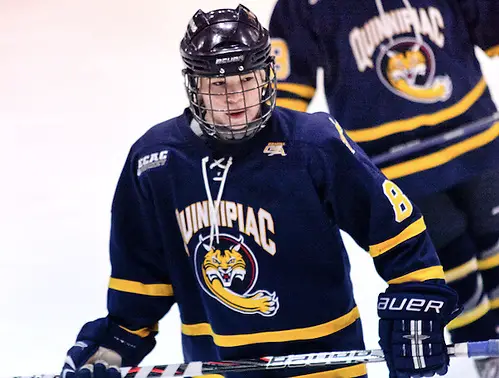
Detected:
left=193, top=233, right=279, bottom=316
left=376, top=38, right=452, bottom=103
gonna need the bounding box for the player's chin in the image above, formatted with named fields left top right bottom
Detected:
left=216, top=113, right=249, bottom=126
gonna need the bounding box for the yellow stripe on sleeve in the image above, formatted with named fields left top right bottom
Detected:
left=182, top=307, right=360, bottom=348
left=486, top=45, right=499, bottom=57
left=347, top=78, right=487, bottom=142
left=109, top=277, right=174, bottom=296
left=119, top=323, right=159, bottom=338
left=276, top=98, right=309, bottom=112
left=382, top=121, right=499, bottom=180
left=277, top=83, right=316, bottom=99
left=369, top=217, right=426, bottom=258
left=447, top=297, right=490, bottom=331
left=387, top=266, right=445, bottom=284
left=477, top=253, right=499, bottom=271
left=444, top=258, right=478, bottom=283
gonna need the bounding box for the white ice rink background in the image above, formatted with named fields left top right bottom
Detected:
left=1, top=1, right=498, bottom=377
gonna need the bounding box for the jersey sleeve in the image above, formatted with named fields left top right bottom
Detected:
left=458, top=0, right=499, bottom=57
left=269, top=0, right=321, bottom=111
left=315, top=116, right=445, bottom=285
left=107, top=146, right=175, bottom=336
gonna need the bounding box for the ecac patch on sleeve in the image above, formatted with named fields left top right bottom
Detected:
left=137, top=150, right=169, bottom=176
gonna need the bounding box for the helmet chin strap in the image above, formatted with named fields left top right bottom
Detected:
left=190, top=118, right=205, bottom=138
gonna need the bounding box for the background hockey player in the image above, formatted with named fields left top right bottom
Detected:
left=61, top=5, right=460, bottom=378
left=268, top=1, right=499, bottom=375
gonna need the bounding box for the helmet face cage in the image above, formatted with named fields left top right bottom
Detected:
left=183, top=60, right=277, bottom=142
left=180, top=4, right=277, bottom=142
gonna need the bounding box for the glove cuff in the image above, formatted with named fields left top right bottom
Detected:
left=378, top=282, right=460, bottom=324
left=77, top=317, right=156, bottom=367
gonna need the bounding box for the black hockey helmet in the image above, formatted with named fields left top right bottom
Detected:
left=180, top=4, right=277, bottom=142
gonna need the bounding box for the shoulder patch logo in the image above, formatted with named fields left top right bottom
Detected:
left=264, top=142, right=287, bottom=157
left=137, top=150, right=168, bottom=176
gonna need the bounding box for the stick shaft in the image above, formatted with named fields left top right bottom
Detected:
left=12, top=340, right=499, bottom=378
left=371, top=112, right=499, bottom=166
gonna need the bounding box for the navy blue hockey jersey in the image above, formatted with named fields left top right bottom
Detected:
left=269, top=0, right=499, bottom=198
left=107, top=108, right=445, bottom=377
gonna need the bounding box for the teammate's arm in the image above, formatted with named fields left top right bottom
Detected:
left=458, top=0, right=499, bottom=57
left=268, top=0, right=321, bottom=111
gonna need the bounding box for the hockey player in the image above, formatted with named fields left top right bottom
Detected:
left=61, top=5, right=460, bottom=378
left=269, top=0, right=499, bottom=376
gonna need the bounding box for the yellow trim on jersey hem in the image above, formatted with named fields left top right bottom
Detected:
left=486, top=45, right=499, bottom=57
left=388, top=266, right=444, bottom=284
left=447, top=297, right=489, bottom=330
left=119, top=323, right=158, bottom=338
left=347, top=78, right=487, bottom=142
left=490, top=298, right=499, bottom=310
left=109, top=277, right=174, bottom=296
left=369, top=217, right=426, bottom=258
left=477, top=253, right=499, bottom=271
left=292, top=363, right=367, bottom=377
left=444, top=258, right=478, bottom=283
left=277, top=83, right=316, bottom=99
left=382, top=121, right=499, bottom=180
left=277, top=98, right=309, bottom=112
left=181, top=307, right=360, bottom=348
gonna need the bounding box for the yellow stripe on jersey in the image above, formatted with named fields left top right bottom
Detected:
left=293, top=363, right=367, bottom=377
left=387, top=266, right=445, bottom=284
left=109, top=277, right=174, bottom=296
left=182, top=307, right=360, bottom=348
left=382, top=121, right=499, bottom=180
left=119, top=323, right=159, bottom=338
left=277, top=83, right=316, bottom=99
left=369, top=217, right=426, bottom=258
left=347, top=78, right=487, bottom=142
left=447, top=297, right=490, bottom=330
left=477, top=253, right=499, bottom=271
left=444, top=258, right=478, bottom=283
left=277, top=98, right=309, bottom=112
left=486, top=45, right=499, bottom=57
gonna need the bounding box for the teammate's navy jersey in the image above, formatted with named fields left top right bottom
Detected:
left=107, top=107, right=444, bottom=377
left=269, top=0, right=499, bottom=198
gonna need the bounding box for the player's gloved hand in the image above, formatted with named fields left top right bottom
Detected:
left=61, top=317, right=157, bottom=378
left=378, top=282, right=461, bottom=378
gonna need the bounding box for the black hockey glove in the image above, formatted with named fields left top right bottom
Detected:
left=378, top=282, right=461, bottom=378
left=61, top=317, right=156, bottom=378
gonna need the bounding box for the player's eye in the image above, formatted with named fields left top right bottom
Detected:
left=211, top=81, right=225, bottom=87
left=241, top=76, right=254, bottom=82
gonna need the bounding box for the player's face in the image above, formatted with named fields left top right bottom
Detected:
left=199, top=70, right=265, bottom=129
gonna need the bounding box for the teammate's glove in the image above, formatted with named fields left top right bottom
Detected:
left=61, top=317, right=156, bottom=378
left=378, top=282, right=461, bottom=378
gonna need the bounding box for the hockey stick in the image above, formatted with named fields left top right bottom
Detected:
left=371, top=112, right=499, bottom=166
left=12, top=339, right=499, bottom=378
